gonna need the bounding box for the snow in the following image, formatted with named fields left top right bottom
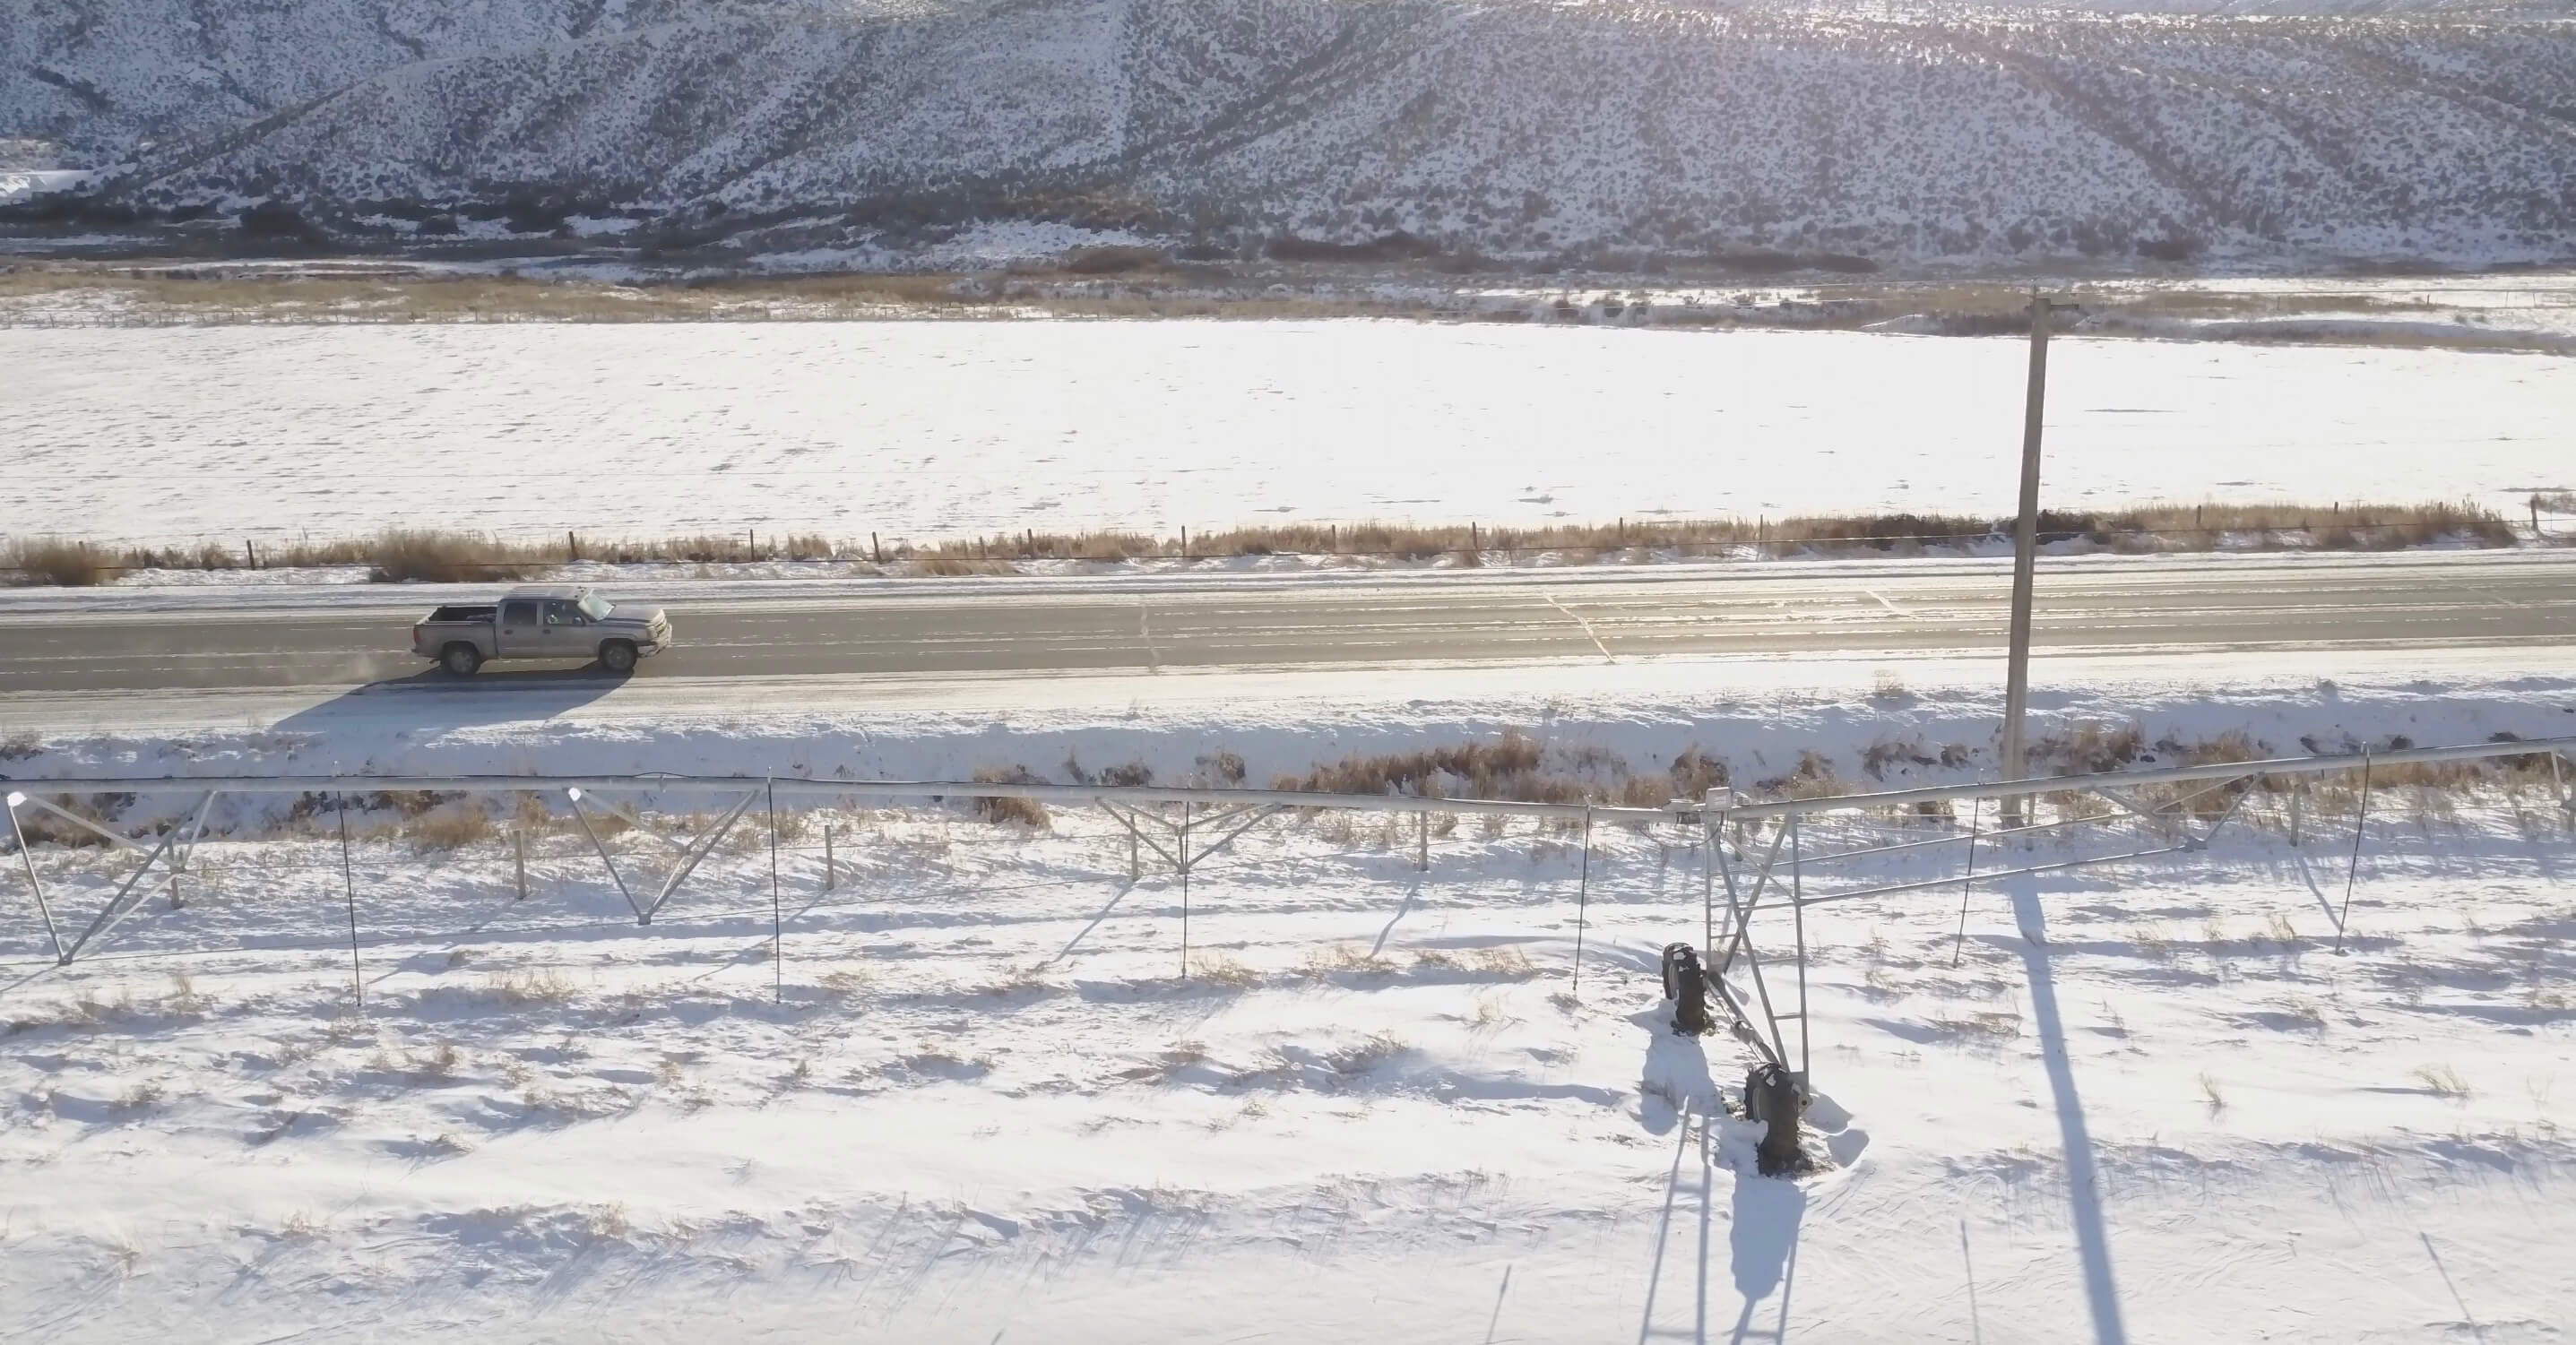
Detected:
left=744, top=222, right=1150, bottom=273
left=5, top=636, right=2574, bottom=816
left=11, top=0, right=2576, bottom=267
left=0, top=168, right=99, bottom=203
left=5, top=320, right=2571, bottom=551
left=4, top=654, right=2572, bottom=1341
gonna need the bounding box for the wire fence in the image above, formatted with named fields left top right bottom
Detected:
left=8, top=516, right=2571, bottom=581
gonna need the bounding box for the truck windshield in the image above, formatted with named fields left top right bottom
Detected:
left=577, top=594, right=613, bottom=621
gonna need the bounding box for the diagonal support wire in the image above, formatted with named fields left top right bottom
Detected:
left=11, top=793, right=168, bottom=856
left=1185, top=805, right=1284, bottom=869
left=1097, top=801, right=1183, bottom=872
left=61, top=824, right=186, bottom=964
left=1713, top=820, right=1788, bottom=978
left=2184, top=778, right=2259, bottom=849
left=2095, top=775, right=2244, bottom=829
left=566, top=788, right=761, bottom=925
left=168, top=791, right=220, bottom=908
left=566, top=789, right=645, bottom=921
left=643, top=791, right=760, bottom=921
left=587, top=797, right=702, bottom=856
left=1710, top=818, right=1793, bottom=1070
left=6, top=795, right=67, bottom=963
left=6, top=790, right=218, bottom=964
left=1097, top=799, right=1281, bottom=880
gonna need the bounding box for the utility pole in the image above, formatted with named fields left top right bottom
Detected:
left=2000, top=290, right=2055, bottom=827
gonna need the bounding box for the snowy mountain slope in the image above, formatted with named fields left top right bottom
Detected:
left=6, top=0, right=2576, bottom=264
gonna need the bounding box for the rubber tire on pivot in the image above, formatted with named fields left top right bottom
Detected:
left=1745, top=1063, right=1806, bottom=1177
left=599, top=641, right=638, bottom=676
left=440, top=643, right=482, bottom=677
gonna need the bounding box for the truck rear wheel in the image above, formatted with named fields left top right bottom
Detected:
left=439, top=643, right=482, bottom=677
left=599, top=640, right=638, bottom=676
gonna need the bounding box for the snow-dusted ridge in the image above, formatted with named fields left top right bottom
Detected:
left=6, top=0, right=2576, bottom=267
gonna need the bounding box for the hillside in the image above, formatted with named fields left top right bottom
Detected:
left=5, top=0, right=2576, bottom=269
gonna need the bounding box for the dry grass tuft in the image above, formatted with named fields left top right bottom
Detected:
left=404, top=806, right=496, bottom=853
left=410, top=1042, right=462, bottom=1081
left=1326, top=1032, right=1410, bottom=1074
left=365, top=529, right=542, bottom=583
left=481, top=969, right=576, bottom=1007
left=1304, top=944, right=1396, bottom=979
left=1187, top=953, right=1261, bottom=987
left=1668, top=746, right=1730, bottom=801
left=2411, top=1064, right=2473, bottom=1099
left=1285, top=729, right=1551, bottom=801
left=8, top=495, right=2522, bottom=587
left=966, top=767, right=1051, bottom=827
left=2180, top=729, right=2265, bottom=767
left=1860, top=735, right=1937, bottom=780
left=1, top=537, right=116, bottom=587
left=2038, top=721, right=2147, bottom=775
left=1930, top=1011, right=2023, bottom=1039
left=1755, top=749, right=1842, bottom=799
left=912, top=556, right=1009, bottom=577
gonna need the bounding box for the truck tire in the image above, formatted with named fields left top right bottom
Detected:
left=439, top=643, right=482, bottom=677
left=599, top=640, right=638, bottom=676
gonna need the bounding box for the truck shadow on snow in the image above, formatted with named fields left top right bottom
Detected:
left=273, top=667, right=631, bottom=733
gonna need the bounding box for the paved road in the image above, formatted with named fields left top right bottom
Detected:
left=1, top=555, right=2571, bottom=693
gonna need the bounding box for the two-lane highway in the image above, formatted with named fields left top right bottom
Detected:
left=1, top=553, right=2571, bottom=694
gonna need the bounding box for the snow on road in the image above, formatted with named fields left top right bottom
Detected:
left=5, top=642, right=2573, bottom=801
left=6, top=320, right=2572, bottom=549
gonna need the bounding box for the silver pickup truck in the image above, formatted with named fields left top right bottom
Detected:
left=411, top=585, right=673, bottom=676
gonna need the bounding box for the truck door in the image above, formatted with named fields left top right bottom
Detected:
left=540, top=599, right=595, bottom=660
left=497, top=599, right=543, bottom=656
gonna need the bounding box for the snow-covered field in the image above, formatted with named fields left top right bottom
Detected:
left=5, top=661, right=2573, bottom=1341
left=7, top=321, right=2572, bottom=550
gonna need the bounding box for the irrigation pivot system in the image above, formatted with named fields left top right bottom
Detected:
left=8, top=736, right=2572, bottom=1101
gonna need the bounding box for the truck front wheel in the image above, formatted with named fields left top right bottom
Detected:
left=439, top=643, right=482, bottom=677
left=599, top=641, right=638, bottom=676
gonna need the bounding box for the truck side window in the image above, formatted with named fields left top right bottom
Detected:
left=545, top=599, right=588, bottom=626
left=501, top=600, right=538, bottom=626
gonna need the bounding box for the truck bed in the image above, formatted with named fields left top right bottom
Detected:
left=422, top=605, right=496, bottom=624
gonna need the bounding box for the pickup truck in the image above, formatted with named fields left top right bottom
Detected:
left=411, top=584, right=673, bottom=676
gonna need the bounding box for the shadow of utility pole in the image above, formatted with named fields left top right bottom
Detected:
left=2008, top=873, right=2130, bottom=1345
